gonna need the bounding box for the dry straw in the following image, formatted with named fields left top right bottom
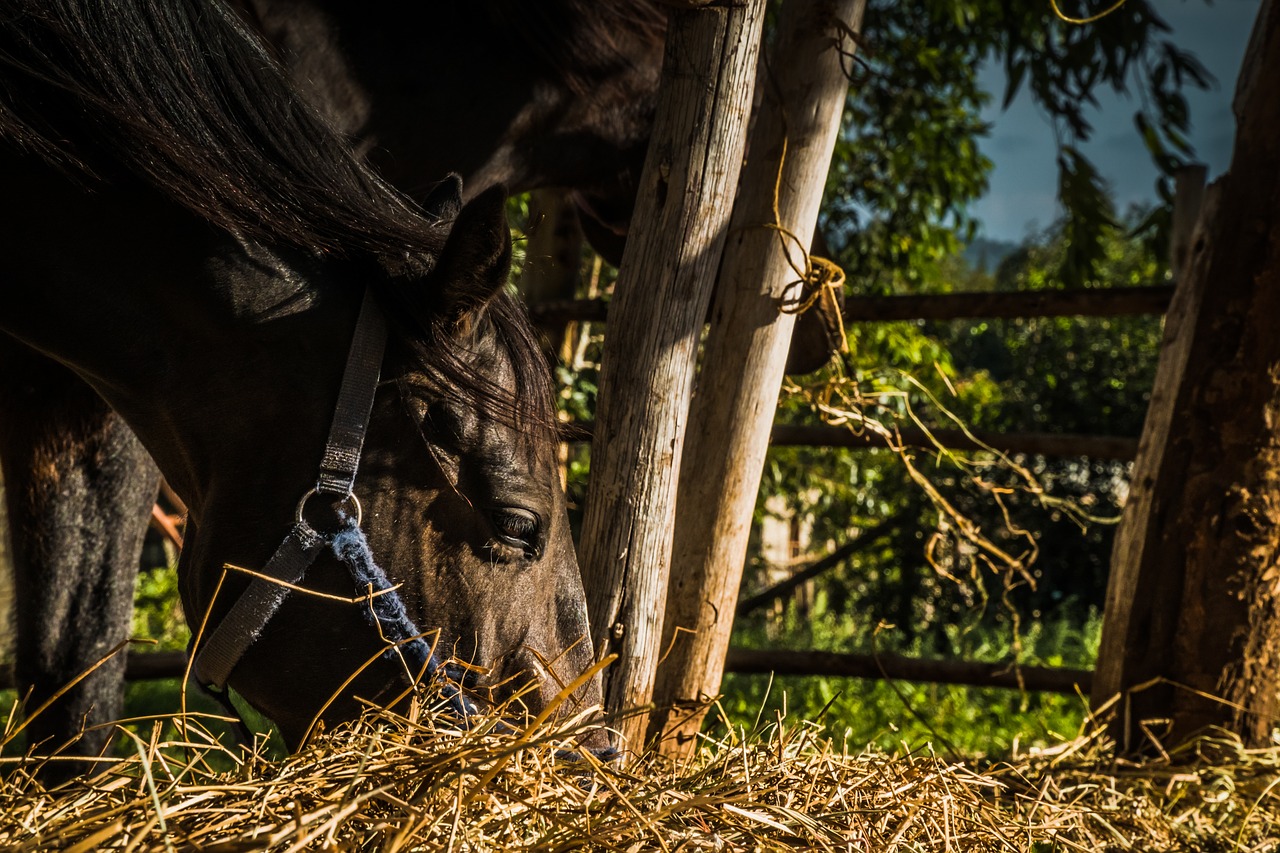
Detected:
left=3, top=681, right=1280, bottom=852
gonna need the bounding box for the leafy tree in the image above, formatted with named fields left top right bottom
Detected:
left=826, top=0, right=1210, bottom=290
left=938, top=210, right=1162, bottom=617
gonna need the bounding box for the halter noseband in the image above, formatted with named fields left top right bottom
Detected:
left=191, top=287, right=474, bottom=717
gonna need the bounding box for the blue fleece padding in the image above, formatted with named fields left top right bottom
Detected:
left=329, top=516, right=476, bottom=718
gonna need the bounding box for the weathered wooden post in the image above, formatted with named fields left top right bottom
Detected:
left=650, top=0, right=867, bottom=754
left=1091, top=163, right=1207, bottom=730
left=1092, top=0, right=1280, bottom=748
left=578, top=0, right=766, bottom=752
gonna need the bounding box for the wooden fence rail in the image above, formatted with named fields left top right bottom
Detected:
left=546, top=278, right=1158, bottom=463
left=563, top=422, right=1139, bottom=461
left=0, top=649, right=1092, bottom=697
left=529, top=284, right=1175, bottom=327
left=0, top=651, right=190, bottom=692
left=840, top=286, right=1174, bottom=323
left=724, top=648, right=1093, bottom=695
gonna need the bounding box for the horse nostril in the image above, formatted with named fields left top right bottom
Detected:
left=556, top=722, right=618, bottom=764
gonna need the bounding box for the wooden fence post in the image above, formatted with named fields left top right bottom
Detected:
left=1091, top=165, right=1207, bottom=740
left=1093, top=0, right=1280, bottom=748
left=577, top=0, right=765, bottom=753
left=648, top=0, right=867, bottom=755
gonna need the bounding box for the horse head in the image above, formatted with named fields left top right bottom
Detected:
left=176, top=183, right=607, bottom=751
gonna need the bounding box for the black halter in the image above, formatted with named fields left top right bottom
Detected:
left=191, top=288, right=474, bottom=718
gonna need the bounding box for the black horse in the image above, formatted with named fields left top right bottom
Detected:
left=0, top=0, right=604, bottom=773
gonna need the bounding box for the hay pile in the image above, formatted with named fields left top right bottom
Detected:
left=2, top=696, right=1279, bottom=851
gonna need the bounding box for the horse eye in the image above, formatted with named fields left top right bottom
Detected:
left=491, top=508, right=542, bottom=558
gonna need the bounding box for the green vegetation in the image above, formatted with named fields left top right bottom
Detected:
left=715, top=209, right=1165, bottom=752
left=718, top=612, right=1100, bottom=757
left=131, top=559, right=186, bottom=651
left=832, top=0, right=1208, bottom=290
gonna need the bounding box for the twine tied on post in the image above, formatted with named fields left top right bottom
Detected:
left=762, top=136, right=849, bottom=353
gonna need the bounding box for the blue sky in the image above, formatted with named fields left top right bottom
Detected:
left=972, top=0, right=1261, bottom=242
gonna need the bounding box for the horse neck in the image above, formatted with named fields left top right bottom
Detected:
left=0, top=155, right=358, bottom=518
left=242, top=0, right=663, bottom=199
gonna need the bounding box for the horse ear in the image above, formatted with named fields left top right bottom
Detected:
left=422, top=173, right=464, bottom=223
left=428, top=185, right=512, bottom=327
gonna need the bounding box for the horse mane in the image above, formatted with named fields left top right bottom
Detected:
left=0, top=0, right=443, bottom=261
left=485, top=0, right=667, bottom=96
left=0, top=0, right=553, bottom=436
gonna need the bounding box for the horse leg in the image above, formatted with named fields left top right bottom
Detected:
left=0, top=338, right=159, bottom=778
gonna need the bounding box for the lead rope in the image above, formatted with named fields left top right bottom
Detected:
left=191, top=287, right=475, bottom=728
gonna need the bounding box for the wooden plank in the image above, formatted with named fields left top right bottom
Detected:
left=723, top=648, right=1093, bottom=695
left=124, top=649, right=188, bottom=681
left=575, top=0, right=766, bottom=754
left=527, top=285, right=1175, bottom=327
left=0, top=647, right=1090, bottom=699
left=0, top=650, right=189, bottom=691
left=1095, top=2, right=1280, bottom=748
left=528, top=298, right=608, bottom=326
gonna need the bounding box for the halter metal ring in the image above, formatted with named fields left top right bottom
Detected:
left=296, top=488, right=362, bottom=528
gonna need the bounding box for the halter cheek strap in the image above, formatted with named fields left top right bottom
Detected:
left=191, top=287, right=474, bottom=718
